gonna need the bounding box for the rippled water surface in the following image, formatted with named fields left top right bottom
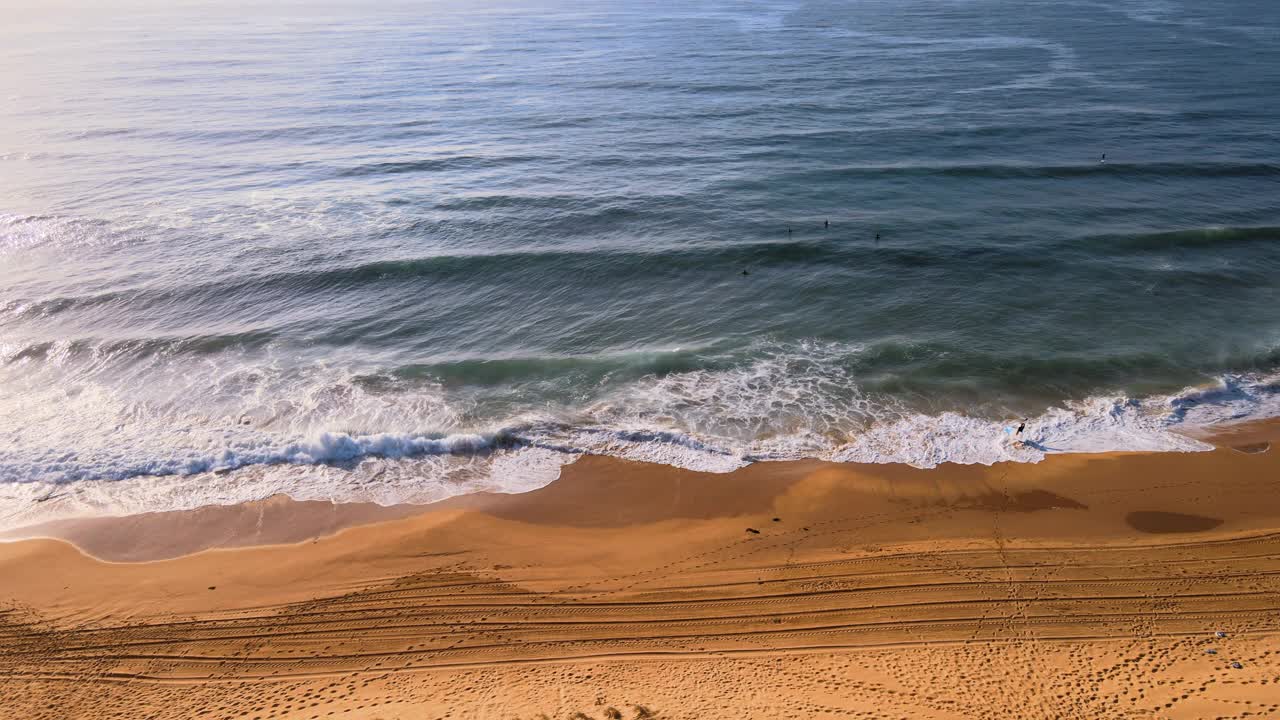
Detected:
left=2, top=0, right=1279, bottom=517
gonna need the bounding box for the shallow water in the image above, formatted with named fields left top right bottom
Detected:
left=2, top=0, right=1279, bottom=515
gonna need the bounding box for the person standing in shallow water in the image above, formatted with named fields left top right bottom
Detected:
left=1006, top=419, right=1028, bottom=447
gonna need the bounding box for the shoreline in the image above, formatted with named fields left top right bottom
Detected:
left=3, top=418, right=1276, bottom=563
left=2, top=420, right=1278, bottom=718
left=7, top=368, right=1278, bottom=530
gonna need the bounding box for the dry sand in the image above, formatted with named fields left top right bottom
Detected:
left=2, top=423, right=1280, bottom=719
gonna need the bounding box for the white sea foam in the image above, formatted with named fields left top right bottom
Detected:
left=2, top=336, right=1278, bottom=531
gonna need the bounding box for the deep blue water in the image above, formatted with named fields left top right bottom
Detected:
left=2, top=0, right=1279, bottom=516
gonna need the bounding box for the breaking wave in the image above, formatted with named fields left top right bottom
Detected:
left=3, top=342, right=1278, bottom=529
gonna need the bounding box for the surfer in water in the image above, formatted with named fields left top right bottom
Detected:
left=1006, top=419, right=1028, bottom=447
left=1100, top=153, right=1106, bottom=164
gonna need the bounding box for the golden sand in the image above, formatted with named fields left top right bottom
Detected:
left=2, top=423, right=1279, bottom=719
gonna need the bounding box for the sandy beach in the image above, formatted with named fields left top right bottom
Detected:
left=2, top=423, right=1279, bottom=719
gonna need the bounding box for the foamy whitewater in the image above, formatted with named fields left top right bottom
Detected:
left=3, top=0, right=1279, bottom=528
left=3, top=343, right=1278, bottom=529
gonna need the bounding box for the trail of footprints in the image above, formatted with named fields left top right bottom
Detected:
left=2, top=528, right=1279, bottom=719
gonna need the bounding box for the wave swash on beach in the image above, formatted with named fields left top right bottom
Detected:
left=3, top=329, right=1279, bottom=526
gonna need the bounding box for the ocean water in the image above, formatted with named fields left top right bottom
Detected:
left=2, top=0, right=1279, bottom=524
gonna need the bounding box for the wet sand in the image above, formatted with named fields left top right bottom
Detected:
left=2, top=423, right=1280, bottom=719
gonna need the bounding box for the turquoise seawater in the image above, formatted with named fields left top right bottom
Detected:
left=2, top=0, right=1279, bottom=517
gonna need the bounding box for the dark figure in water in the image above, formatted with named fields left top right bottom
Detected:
left=875, top=232, right=880, bottom=241
left=824, top=220, right=829, bottom=229
left=787, top=227, right=792, bottom=236
left=742, top=269, right=750, bottom=276
left=1100, top=153, right=1106, bottom=164
left=1012, top=419, right=1029, bottom=448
